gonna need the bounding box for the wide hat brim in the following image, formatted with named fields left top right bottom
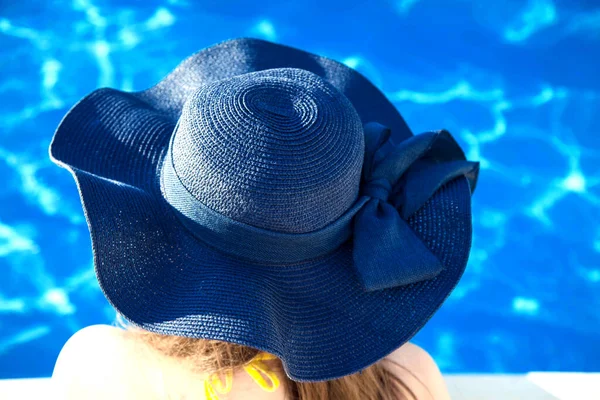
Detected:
left=50, top=38, right=473, bottom=381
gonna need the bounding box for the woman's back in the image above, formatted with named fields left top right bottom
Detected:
left=53, top=325, right=282, bottom=400
left=52, top=324, right=451, bottom=400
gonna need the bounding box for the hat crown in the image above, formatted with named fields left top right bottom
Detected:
left=168, top=68, right=365, bottom=233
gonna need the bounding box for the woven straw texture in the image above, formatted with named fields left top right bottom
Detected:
left=171, top=68, right=363, bottom=233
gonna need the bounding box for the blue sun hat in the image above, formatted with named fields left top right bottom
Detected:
left=49, top=38, right=479, bottom=382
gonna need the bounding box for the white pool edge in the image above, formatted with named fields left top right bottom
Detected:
left=1, top=373, right=598, bottom=399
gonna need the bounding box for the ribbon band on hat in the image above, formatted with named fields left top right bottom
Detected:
left=160, top=129, right=369, bottom=265
left=161, top=121, right=479, bottom=289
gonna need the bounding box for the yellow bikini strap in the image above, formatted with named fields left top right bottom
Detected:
left=204, top=369, right=233, bottom=400
left=203, top=352, right=280, bottom=399
left=243, top=352, right=281, bottom=392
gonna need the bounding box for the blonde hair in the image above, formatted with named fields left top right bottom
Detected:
left=115, top=315, right=416, bottom=400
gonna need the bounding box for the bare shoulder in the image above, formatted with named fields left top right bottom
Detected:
left=52, top=324, right=157, bottom=400
left=383, top=342, right=451, bottom=400
left=56, top=324, right=127, bottom=350
left=53, top=324, right=124, bottom=377
left=53, top=324, right=131, bottom=373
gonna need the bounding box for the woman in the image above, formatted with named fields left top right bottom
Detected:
left=49, top=38, right=479, bottom=399
left=52, top=320, right=449, bottom=399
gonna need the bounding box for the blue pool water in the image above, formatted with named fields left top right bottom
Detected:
left=1, top=0, right=599, bottom=379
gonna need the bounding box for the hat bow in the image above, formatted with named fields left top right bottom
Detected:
left=351, top=122, right=479, bottom=291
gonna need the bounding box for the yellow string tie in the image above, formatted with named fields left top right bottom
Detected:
left=203, top=352, right=280, bottom=399
left=204, top=369, right=233, bottom=400
left=243, top=352, right=280, bottom=392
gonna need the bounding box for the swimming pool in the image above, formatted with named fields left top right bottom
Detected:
left=0, top=0, right=598, bottom=379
